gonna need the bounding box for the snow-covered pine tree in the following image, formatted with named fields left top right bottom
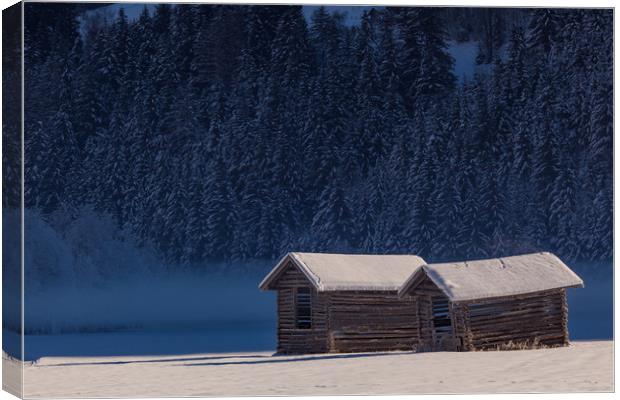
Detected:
left=311, top=170, right=354, bottom=252
left=506, top=26, right=527, bottom=103
left=36, top=59, right=79, bottom=216
left=378, top=9, right=404, bottom=115
left=355, top=10, right=385, bottom=174
left=414, top=8, right=456, bottom=98
left=527, top=9, right=561, bottom=55
left=549, top=152, right=580, bottom=260
left=172, top=5, right=197, bottom=83
left=392, top=7, right=422, bottom=111
left=203, top=156, right=235, bottom=259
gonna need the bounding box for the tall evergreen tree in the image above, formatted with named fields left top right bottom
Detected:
left=415, top=8, right=456, bottom=97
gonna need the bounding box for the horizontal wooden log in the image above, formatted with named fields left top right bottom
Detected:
left=468, top=299, right=563, bottom=316
left=468, top=302, right=562, bottom=318
left=460, top=289, right=564, bottom=306
left=330, top=315, right=418, bottom=323
left=471, top=328, right=565, bottom=343
left=332, top=331, right=420, bottom=338
left=468, top=304, right=563, bottom=318
left=325, top=291, right=422, bottom=353
left=471, top=329, right=565, bottom=343
left=333, top=340, right=418, bottom=346
left=470, top=317, right=563, bottom=332
left=467, top=292, right=563, bottom=307
left=471, top=323, right=563, bottom=340
left=468, top=311, right=563, bottom=327
left=470, top=324, right=564, bottom=338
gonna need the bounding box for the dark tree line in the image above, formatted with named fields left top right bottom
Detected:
left=21, top=5, right=612, bottom=265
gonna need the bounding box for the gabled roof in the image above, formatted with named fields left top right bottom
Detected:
left=259, top=252, right=427, bottom=292
left=398, top=252, right=584, bottom=302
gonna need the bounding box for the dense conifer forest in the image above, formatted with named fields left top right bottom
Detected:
left=12, top=4, right=613, bottom=268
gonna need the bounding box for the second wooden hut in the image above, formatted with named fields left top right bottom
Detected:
left=398, top=252, right=584, bottom=351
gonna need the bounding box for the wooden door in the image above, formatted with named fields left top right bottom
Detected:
left=431, top=295, right=455, bottom=351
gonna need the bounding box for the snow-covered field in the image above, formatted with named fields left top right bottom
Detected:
left=6, top=340, right=613, bottom=397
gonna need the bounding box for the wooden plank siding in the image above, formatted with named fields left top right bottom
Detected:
left=272, top=262, right=423, bottom=354
left=273, top=263, right=329, bottom=354
left=271, top=260, right=571, bottom=354
left=407, top=275, right=456, bottom=352
left=401, top=272, right=571, bottom=352
left=326, top=291, right=420, bottom=353
left=455, top=289, right=569, bottom=350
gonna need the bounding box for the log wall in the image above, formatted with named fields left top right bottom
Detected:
left=273, top=263, right=328, bottom=354
left=271, top=263, right=570, bottom=354
left=271, top=261, right=423, bottom=354
left=408, top=275, right=456, bottom=351
left=326, top=291, right=420, bottom=353
left=456, top=288, right=569, bottom=350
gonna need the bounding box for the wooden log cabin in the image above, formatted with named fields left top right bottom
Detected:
left=259, top=252, right=427, bottom=354
left=260, top=251, right=583, bottom=354
left=398, top=252, right=584, bottom=351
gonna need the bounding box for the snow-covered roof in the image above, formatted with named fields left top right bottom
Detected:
left=259, top=252, right=427, bottom=292
left=398, top=252, right=584, bottom=302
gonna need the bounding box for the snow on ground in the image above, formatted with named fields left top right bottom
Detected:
left=8, top=340, right=612, bottom=397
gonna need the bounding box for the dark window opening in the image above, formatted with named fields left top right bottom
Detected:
left=296, top=287, right=312, bottom=329
left=432, top=296, right=452, bottom=333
